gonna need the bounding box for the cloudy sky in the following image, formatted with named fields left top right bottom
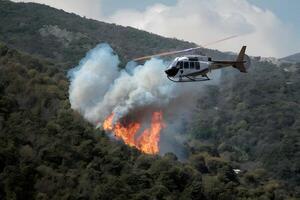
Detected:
left=13, top=0, right=300, bottom=57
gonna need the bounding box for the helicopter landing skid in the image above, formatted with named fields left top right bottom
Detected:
left=167, top=76, right=210, bottom=82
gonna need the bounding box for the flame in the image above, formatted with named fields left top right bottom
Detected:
left=102, top=113, right=114, bottom=130
left=114, top=122, right=141, bottom=147
left=137, top=112, right=165, bottom=154
left=102, top=111, right=165, bottom=154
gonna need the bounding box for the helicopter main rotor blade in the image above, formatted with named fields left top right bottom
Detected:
left=201, top=34, right=239, bottom=47
left=133, top=34, right=240, bottom=61
left=133, top=47, right=202, bottom=61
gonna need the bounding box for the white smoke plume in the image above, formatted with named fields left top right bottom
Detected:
left=68, top=43, right=220, bottom=157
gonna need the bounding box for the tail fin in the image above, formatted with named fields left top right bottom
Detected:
left=233, top=46, right=247, bottom=73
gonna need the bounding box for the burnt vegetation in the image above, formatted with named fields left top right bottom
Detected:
left=0, top=0, right=299, bottom=199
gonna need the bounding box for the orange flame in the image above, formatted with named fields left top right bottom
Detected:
left=102, top=111, right=165, bottom=154
left=102, top=113, right=114, bottom=130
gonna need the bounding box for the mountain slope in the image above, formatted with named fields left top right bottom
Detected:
left=1, top=42, right=290, bottom=200
left=188, top=59, right=300, bottom=189
left=0, top=0, right=196, bottom=67
left=281, top=52, right=300, bottom=63
left=0, top=42, right=206, bottom=199
left=0, top=0, right=235, bottom=68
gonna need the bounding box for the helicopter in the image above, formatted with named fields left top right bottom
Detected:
left=133, top=36, right=251, bottom=82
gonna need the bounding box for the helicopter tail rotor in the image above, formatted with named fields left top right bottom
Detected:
left=233, top=46, right=251, bottom=73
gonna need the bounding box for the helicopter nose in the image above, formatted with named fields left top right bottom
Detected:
left=165, top=67, right=179, bottom=77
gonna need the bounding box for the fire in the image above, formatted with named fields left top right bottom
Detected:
left=137, top=112, right=165, bottom=154
left=102, top=111, right=165, bottom=154
left=102, top=113, right=114, bottom=130
left=114, top=122, right=141, bottom=147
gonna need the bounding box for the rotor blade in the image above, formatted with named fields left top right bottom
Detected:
left=133, top=34, right=240, bottom=61
left=133, top=47, right=202, bottom=61
left=202, top=34, right=239, bottom=47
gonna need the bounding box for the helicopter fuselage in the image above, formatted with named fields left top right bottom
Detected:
left=165, top=55, right=212, bottom=81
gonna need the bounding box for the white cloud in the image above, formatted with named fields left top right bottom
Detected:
left=105, top=0, right=299, bottom=57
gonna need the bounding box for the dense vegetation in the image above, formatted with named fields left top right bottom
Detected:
left=1, top=42, right=293, bottom=200
left=0, top=43, right=206, bottom=199
left=188, top=60, right=300, bottom=191
left=0, top=0, right=299, bottom=199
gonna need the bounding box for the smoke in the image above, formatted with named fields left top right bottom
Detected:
left=68, top=43, right=220, bottom=157
left=68, top=43, right=119, bottom=123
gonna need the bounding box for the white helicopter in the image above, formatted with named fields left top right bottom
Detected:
left=133, top=36, right=251, bottom=82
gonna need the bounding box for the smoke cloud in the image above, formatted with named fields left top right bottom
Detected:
left=68, top=43, right=220, bottom=157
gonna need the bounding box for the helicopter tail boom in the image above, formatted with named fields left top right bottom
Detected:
left=210, top=46, right=250, bottom=73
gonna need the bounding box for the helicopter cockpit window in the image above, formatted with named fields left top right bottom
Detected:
left=177, top=61, right=183, bottom=69
left=190, top=62, right=195, bottom=69
left=195, top=62, right=200, bottom=70
left=184, top=62, right=189, bottom=69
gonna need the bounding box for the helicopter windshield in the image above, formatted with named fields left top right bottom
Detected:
left=167, top=59, right=178, bottom=70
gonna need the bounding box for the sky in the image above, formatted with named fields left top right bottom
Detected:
left=12, top=0, right=300, bottom=57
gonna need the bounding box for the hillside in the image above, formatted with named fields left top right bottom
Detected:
left=0, top=0, right=234, bottom=67
left=1, top=40, right=291, bottom=200
left=0, top=42, right=205, bottom=199
left=188, top=60, right=300, bottom=185
left=0, top=0, right=195, bottom=67
left=0, top=0, right=299, bottom=199
left=281, top=52, right=300, bottom=63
